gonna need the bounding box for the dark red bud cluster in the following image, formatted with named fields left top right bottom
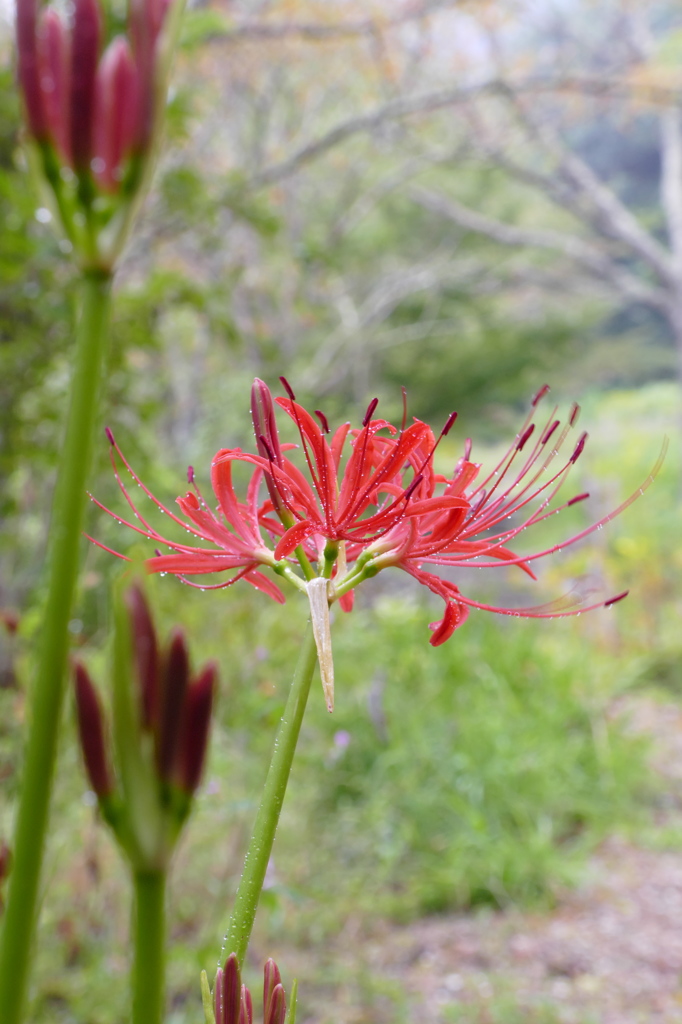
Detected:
left=17, top=0, right=170, bottom=192
left=214, top=955, right=287, bottom=1024
left=74, top=584, right=216, bottom=803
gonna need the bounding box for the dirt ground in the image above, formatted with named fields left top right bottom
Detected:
left=302, top=697, right=682, bottom=1023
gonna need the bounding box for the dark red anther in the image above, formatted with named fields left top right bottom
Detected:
left=222, top=954, right=242, bottom=1024
left=125, top=584, right=159, bottom=729
left=177, top=662, right=216, bottom=794
left=362, top=397, right=379, bottom=427
left=604, top=590, right=628, bottom=608
left=187, top=466, right=195, bottom=484
left=531, top=384, right=550, bottom=407
left=263, top=960, right=282, bottom=1024
left=569, top=431, right=588, bottom=464
left=105, top=426, right=115, bottom=445
left=540, top=420, right=560, bottom=445
left=516, top=424, right=535, bottom=452
left=569, top=403, right=580, bottom=426
left=74, top=662, right=114, bottom=798
left=157, top=629, right=189, bottom=781
left=567, top=492, right=589, bottom=507
left=154, top=548, right=162, bottom=558
left=442, top=411, right=458, bottom=437
left=279, top=376, right=296, bottom=401
left=315, top=409, right=330, bottom=434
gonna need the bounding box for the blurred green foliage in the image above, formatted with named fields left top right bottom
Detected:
left=1, top=6, right=681, bottom=1021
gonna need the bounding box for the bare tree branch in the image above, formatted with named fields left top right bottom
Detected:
left=661, top=107, right=682, bottom=272
left=246, top=74, right=680, bottom=190
left=408, top=185, right=669, bottom=311
left=502, top=90, right=675, bottom=286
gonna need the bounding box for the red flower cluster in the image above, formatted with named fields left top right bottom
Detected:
left=94, top=380, right=662, bottom=646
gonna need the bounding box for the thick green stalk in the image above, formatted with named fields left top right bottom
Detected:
left=132, top=871, right=167, bottom=1024
left=223, top=623, right=318, bottom=964
left=0, top=271, right=112, bottom=1023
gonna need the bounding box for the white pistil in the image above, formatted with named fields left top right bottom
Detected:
left=307, top=577, right=334, bottom=712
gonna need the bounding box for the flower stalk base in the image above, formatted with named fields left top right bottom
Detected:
left=0, top=270, right=112, bottom=1024
left=133, top=870, right=167, bottom=1024
left=222, top=622, right=318, bottom=965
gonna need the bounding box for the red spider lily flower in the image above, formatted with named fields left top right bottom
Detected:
left=94, top=382, right=663, bottom=656
left=89, top=428, right=287, bottom=604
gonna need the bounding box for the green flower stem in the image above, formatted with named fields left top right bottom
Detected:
left=223, top=622, right=318, bottom=965
left=132, top=870, right=167, bottom=1024
left=0, top=270, right=112, bottom=1024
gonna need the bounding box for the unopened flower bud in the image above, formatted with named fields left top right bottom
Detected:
left=37, top=7, right=71, bottom=161
left=263, top=959, right=281, bottom=1020
left=265, top=986, right=286, bottom=1024
left=16, top=0, right=45, bottom=141
left=74, top=661, right=115, bottom=798
left=216, top=954, right=241, bottom=1024
left=125, top=582, right=159, bottom=728
left=69, top=0, right=102, bottom=172
left=177, top=663, right=217, bottom=794
left=251, top=378, right=289, bottom=519
left=157, top=628, right=189, bottom=781
left=92, top=37, right=139, bottom=192
left=241, top=985, right=254, bottom=1024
